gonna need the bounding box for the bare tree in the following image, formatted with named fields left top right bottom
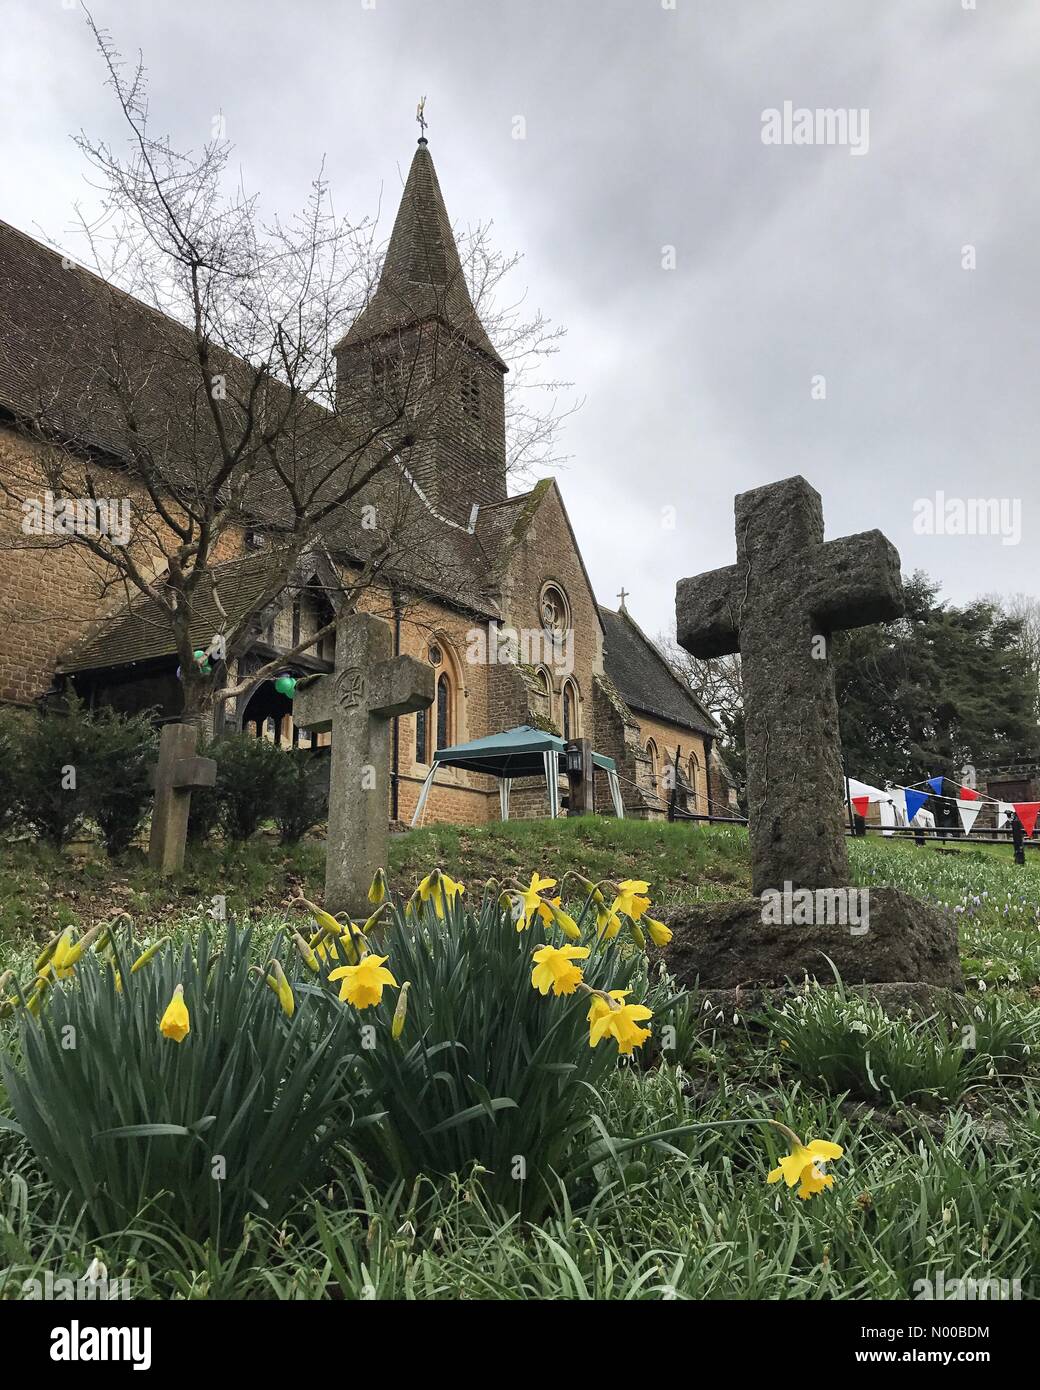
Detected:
left=1, top=13, right=573, bottom=722
left=656, top=631, right=744, bottom=730
left=984, top=591, right=1040, bottom=722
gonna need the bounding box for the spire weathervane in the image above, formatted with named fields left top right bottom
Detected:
left=416, top=95, right=428, bottom=144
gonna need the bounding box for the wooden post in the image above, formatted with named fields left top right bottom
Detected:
left=669, top=743, right=683, bottom=822
left=566, top=738, right=595, bottom=816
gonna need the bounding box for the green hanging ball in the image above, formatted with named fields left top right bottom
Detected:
left=274, top=675, right=297, bottom=699
left=193, top=649, right=207, bottom=664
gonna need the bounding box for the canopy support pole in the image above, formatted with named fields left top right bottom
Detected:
left=543, top=750, right=560, bottom=818
left=607, top=768, right=625, bottom=819
left=410, top=762, right=439, bottom=828
left=499, top=777, right=512, bottom=821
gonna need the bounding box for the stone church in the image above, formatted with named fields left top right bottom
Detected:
left=0, top=136, right=735, bottom=825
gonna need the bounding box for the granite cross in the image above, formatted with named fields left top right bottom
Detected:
left=676, top=475, right=902, bottom=895
left=293, top=611, right=434, bottom=917
left=148, top=723, right=217, bottom=875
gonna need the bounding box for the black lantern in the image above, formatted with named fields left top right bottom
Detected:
left=565, top=740, right=582, bottom=776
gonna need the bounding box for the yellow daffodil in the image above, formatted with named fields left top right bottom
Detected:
left=548, top=898, right=582, bottom=941
left=368, top=868, right=389, bottom=906
left=587, top=989, right=653, bottom=1055
left=329, top=954, right=398, bottom=1010
left=644, top=916, right=672, bottom=948
left=416, top=870, right=465, bottom=919
left=613, top=879, right=651, bottom=920
left=531, top=943, right=590, bottom=996
left=516, top=873, right=557, bottom=931
left=767, top=1138, right=844, bottom=1201
left=392, top=981, right=411, bottom=1040
left=160, top=984, right=190, bottom=1043
left=265, top=960, right=295, bottom=1019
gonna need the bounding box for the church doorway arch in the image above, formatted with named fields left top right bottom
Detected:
left=240, top=679, right=296, bottom=746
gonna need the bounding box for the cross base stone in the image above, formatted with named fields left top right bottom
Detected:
left=660, top=887, right=963, bottom=992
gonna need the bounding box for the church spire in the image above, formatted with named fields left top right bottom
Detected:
left=337, top=133, right=506, bottom=371
left=335, top=129, right=509, bottom=525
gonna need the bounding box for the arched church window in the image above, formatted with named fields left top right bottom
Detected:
left=539, top=583, right=570, bottom=638
left=534, top=667, right=552, bottom=722
left=415, top=706, right=429, bottom=764
left=562, top=679, right=580, bottom=741
left=645, top=739, right=659, bottom=785
left=436, top=672, right=453, bottom=751
left=688, top=753, right=701, bottom=810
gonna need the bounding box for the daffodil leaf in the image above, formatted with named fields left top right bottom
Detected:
left=426, top=1098, right=518, bottom=1135
left=93, top=1123, right=194, bottom=1139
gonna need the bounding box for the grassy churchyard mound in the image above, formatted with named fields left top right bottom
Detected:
left=1, top=819, right=1038, bottom=1300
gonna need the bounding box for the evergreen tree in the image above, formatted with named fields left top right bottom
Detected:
left=833, top=572, right=1039, bottom=786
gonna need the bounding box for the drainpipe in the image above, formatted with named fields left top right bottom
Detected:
left=391, top=592, right=402, bottom=823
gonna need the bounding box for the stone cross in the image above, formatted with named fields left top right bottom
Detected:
left=148, top=723, right=217, bottom=875
left=293, top=611, right=434, bottom=917
left=676, top=475, right=902, bottom=895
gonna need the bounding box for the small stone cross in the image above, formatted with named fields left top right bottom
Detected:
left=676, top=475, right=902, bottom=894
left=148, top=723, right=217, bottom=875
left=294, top=611, right=434, bottom=917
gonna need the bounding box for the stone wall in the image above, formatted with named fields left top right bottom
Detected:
left=0, top=426, right=243, bottom=708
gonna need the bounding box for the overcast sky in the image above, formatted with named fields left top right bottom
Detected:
left=2, top=0, right=1037, bottom=638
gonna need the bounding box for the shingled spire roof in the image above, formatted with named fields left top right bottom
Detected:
left=338, top=140, right=507, bottom=371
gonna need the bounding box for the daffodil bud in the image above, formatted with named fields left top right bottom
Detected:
left=644, top=917, right=672, bottom=949
left=265, top=960, right=295, bottom=1019
left=292, top=931, right=320, bottom=973
left=628, top=920, right=646, bottom=949
left=340, top=925, right=367, bottom=965
left=299, top=898, right=343, bottom=938
left=392, top=981, right=411, bottom=1040
left=368, top=868, right=389, bottom=906
left=33, top=934, right=60, bottom=974
left=574, top=875, right=606, bottom=906
left=550, top=904, right=582, bottom=941
left=360, top=905, right=388, bottom=936
left=130, top=937, right=170, bottom=974
left=159, top=984, right=190, bottom=1042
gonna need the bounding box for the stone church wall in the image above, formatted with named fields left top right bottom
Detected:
left=0, top=426, right=242, bottom=708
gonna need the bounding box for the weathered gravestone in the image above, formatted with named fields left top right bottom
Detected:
left=293, top=611, right=434, bottom=918
left=149, top=723, right=217, bottom=875
left=664, top=476, right=962, bottom=992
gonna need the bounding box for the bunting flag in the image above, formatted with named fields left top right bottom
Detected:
left=958, top=786, right=980, bottom=801
left=956, top=799, right=982, bottom=836
left=927, top=776, right=945, bottom=796
left=903, top=787, right=929, bottom=823
left=1013, top=802, right=1040, bottom=838
left=851, top=795, right=870, bottom=819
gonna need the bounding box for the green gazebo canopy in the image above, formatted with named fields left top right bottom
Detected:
left=431, top=724, right=616, bottom=779
left=410, top=725, right=622, bottom=825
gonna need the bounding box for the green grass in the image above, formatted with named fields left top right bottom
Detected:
left=1, top=819, right=1039, bottom=1300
